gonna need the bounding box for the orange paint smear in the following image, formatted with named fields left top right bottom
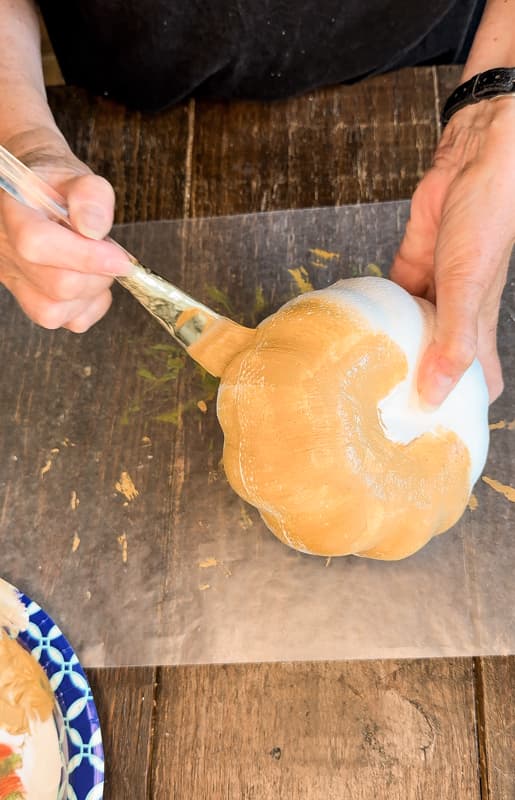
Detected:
left=482, top=475, right=515, bottom=502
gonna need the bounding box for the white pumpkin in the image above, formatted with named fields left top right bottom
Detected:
left=216, top=277, right=489, bottom=559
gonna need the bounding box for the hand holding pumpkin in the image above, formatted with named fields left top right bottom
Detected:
left=391, top=98, right=515, bottom=407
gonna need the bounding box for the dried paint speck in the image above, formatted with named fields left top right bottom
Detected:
left=117, top=533, right=128, bottom=563
left=115, top=472, right=139, bottom=502
left=468, top=494, right=478, bottom=511
left=40, top=460, right=52, bottom=478
left=482, top=476, right=515, bottom=503
left=239, top=505, right=253, bottom=530
left=489, top=419, right=515, bottom=431
left=309, top=248, right=339, bottom=261
left=199, top=558, right=218, bottom=569
left=288, top=267, right=314, bottom=293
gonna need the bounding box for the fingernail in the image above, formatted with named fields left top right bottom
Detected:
left=103, top=258, right=133, bottom=276
left=78, top=204, right=109, bottom=239
left=421, top=370, right=455, bottom=409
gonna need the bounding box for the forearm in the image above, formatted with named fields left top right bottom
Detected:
left=0, top=0, right=65, bottom=148
left=462, top=0, right=515, bottom=80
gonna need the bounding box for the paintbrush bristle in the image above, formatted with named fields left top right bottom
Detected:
left=0, top=578, right=28, bottom=637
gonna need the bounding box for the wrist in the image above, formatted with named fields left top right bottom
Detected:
left=0, top=83, right=63, bottom=151
left=0, top=121, right=70, bottom=159
left=461, top=0, right=515, bottom=81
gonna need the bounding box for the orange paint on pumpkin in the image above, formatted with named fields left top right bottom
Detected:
left=217, top=294, right=471, bottom=559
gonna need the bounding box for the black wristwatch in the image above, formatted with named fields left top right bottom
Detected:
left=441, top=67, right=515, bottom=127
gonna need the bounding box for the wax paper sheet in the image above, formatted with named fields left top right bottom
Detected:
left=1, top=200, right=515, bottom=667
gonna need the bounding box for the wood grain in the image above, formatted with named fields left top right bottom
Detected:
left=48, top=88, right=191, bottom=223
left=152, top=659, right=479, bottom=800
left=87, top=667, right=156, bottom=798
left=475, top=657, right=515, bottom=800
left=190, top=67, right=439, bottom=217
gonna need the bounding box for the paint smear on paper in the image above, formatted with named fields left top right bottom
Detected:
left=489, top=419, right=515, bottom=431
left=288, top=267, right=314, bottom=293
left=309, top=248, right=339, bottom=261
left=199, top=558, right=218, bottom=569
left=482, top=476, right=515, bottom=503
left=40, top=460, right=52, bottom=478
left=239, top=505, right=253, bottom=530
left=117, top=533, right=128, bottom=564
left=115, top=472, right=139, bottom=502
left=468, top=494, right=478, bottom=511
left=198, top=557, right=231, bottom=576
left=366, top=263, right=384, bottom=277
left=255, top=286, right=266, bottom=314
left=155, top=407, right=183, bottom=425
left=205, top=286, right=234, bottom=316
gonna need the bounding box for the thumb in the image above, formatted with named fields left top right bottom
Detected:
left=63, top=173, right=115, bottom=241
left=418, top=272, right=481, bottom=407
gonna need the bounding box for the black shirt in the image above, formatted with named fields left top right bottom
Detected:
left=39, top=0, right=485, bottom=111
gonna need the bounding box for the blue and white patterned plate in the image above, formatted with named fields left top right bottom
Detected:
left=12, top=583, right=104, bottom=800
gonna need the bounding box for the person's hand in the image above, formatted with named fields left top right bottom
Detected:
left=390, top=98, right=515, bottom=407
left=0, top=128, right=132, bottom=332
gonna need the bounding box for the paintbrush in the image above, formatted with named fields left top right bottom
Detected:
left=0, top=145, right=255, bottom=377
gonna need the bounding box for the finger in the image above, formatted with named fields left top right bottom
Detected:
left=64, top=173, right=116, bottom=240
left=64, top=289, right=113, bottom=333
left=477, top=326, right=504, bottom=403
left=10, top=260, right=113, bottom=302
left=391, top=168, right=456, bottom=295
left=417, top=273, right=482, bottom=407
left=3, top=274, right=100, bottom=330
left=3, top=198, right=131, bottom=276
left=476, top=286, right=505, bottom=403
left=418, top=197, right=511, bottom=406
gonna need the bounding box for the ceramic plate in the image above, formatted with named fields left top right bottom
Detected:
left=13, top=583, right=104, bottom=800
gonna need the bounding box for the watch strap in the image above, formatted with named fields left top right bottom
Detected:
left=441, top=67, right=515, bottom=127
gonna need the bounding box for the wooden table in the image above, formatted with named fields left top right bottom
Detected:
left=9, top=66, right=515, bottom=798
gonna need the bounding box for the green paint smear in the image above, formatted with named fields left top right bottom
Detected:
left=195, top=364, right=219, bottom=400
left=255, top=285, right=266, bottom=315
left=121, top=401, right=141, bottom=426
left=155, top=407, right=183, bottom=425
left=366, top=263, right=384, bottom=277
left=121, top=336, right=222, bottom=427
left=205, top=285, right=234, bottom=316
left=148, top=343, right=183, bottom=354
left=136, top=368, right=176, bottom=385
